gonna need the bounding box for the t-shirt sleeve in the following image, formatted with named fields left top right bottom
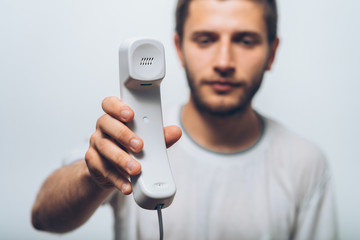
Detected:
left=293, top=165, right=338, bottom=240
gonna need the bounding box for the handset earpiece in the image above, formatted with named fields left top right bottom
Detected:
left=119, top=38, right=176, bottom=210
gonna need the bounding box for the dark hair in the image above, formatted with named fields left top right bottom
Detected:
left=175, top=0, right=278, bottom=44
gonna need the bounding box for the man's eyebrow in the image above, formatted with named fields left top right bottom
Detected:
left=191, top=31, right=218, bottom=38
left=232, top=31, right=263, bottom=41
left=232, top=31, right=262, bottom=38
left=190, top=31, right=262, bottom=39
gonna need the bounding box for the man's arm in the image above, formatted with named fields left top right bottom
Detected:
left=31, top=160, right=114, bottom=233
left=31, top=96, right=182, bottom=233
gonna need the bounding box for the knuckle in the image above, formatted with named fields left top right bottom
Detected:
left=95, top=137, right=108, bottom=154
left=115, top=125, right=130, bottom=140
left=116, top=128, right=136, bottom=148
left=102, top=96, right=116, bottom=108
left=114, top=151, right=130, bottom=169
left=96, top=114, right=108, bottom=128
left=84, top=149, right=94, bottom=165
left=102, top=96, right=121, bottom=113
left=89, top=133, right=97, bottom=146
left=84, top=148, right=101, bottom=171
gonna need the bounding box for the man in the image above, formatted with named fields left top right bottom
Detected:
left=32, top=0, right=337, bottom=239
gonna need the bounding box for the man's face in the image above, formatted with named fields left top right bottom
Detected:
left=175, top=0, right=278, bottom=116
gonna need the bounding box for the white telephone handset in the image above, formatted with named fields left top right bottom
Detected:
left=119, top=38, right=176, bottom=210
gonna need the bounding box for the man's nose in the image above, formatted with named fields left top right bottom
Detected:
left=214, top=41, right=235, bottom=78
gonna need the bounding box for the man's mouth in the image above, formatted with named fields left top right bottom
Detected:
left=206, top=80, right=243, bottom=93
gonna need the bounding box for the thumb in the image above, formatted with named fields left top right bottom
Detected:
left=164, top=125, right=182, bottom=148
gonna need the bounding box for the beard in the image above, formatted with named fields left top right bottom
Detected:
left=184, top=66, right=264, bottom=117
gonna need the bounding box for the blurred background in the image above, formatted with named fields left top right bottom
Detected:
left=0, top=0, right=359, bottom=239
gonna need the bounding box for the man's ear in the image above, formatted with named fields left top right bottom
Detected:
left=266, top=37, right=280, bottom=70
left=174, top=33, right=185, bottom=67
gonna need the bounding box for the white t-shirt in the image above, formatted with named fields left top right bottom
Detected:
left=106, top=107, right=337, bottom=240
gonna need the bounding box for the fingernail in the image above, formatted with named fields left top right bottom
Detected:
left=120, top=110, right=131, bottom=121
left=121, top=183, right=129, bottom=193
left=129, top=138, right=141, bottom=151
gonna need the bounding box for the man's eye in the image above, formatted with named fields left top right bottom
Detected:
left=233, top=35, right=259, bottom=48
left=194, top=36, right=215, bottom=46
left=199, top=38, right=211, bottom=44
left=242, top=39, right=254, bottom=45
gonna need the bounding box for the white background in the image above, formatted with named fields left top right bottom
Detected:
left=0, top=0, right=359, bottom=239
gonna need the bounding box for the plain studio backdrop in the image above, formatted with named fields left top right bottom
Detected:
left=0, top=0, right=359, bottom=239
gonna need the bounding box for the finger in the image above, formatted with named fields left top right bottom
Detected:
left=97, top=114, right=144, bottom=153
left=85, top=147, right=133, bottom=195
left=102, top=96, right=134, bottom=122
left=164, top=125, right=182, bottom=148
left=94, top=134, right=141, bottom=176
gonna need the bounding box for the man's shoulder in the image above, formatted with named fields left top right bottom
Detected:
left=264, top=117, right=324, bottom=155
left=263, top=116, right=328, bottom=173
left=263, top=116, right=333, bottom=211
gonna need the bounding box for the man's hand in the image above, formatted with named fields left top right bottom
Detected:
left=85, top=96, right=182, bottom=195
left=31, top=96, right=181, bottom=233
